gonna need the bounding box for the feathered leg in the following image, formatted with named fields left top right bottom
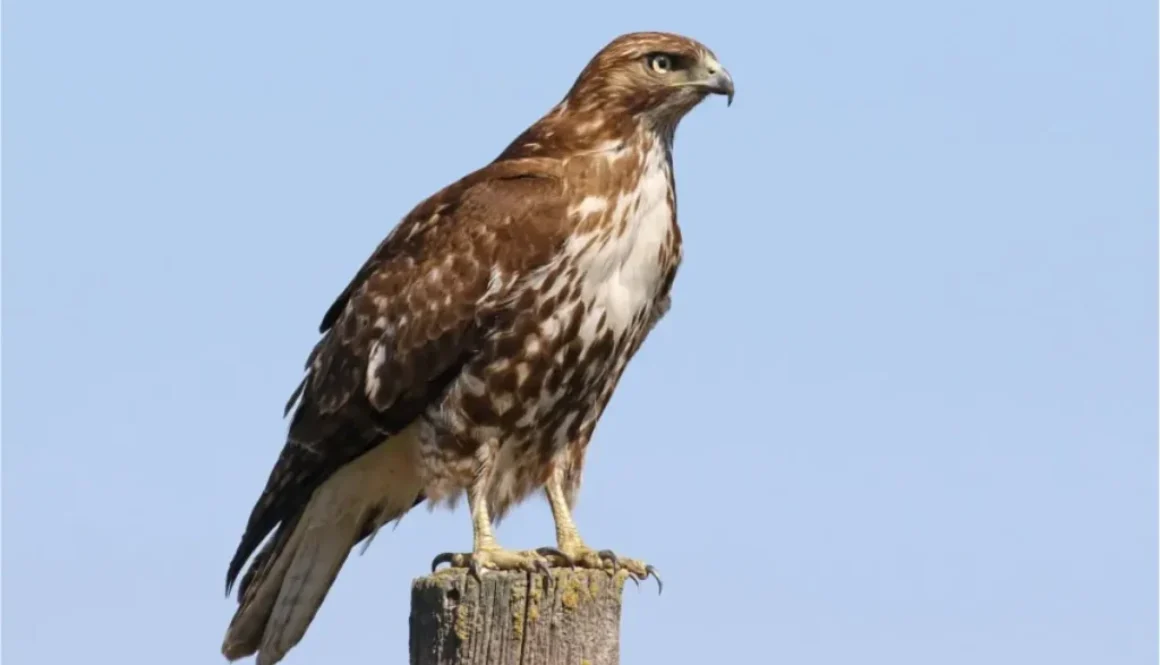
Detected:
left=542, top=467, right=662, bottom=592
left=431, top=445, right=552, bottom=576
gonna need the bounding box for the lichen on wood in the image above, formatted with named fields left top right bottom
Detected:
left=410, top=568, right=629, bottom=665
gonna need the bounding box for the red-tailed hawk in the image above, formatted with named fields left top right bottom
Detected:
left=222, top=31, right=733, bottom=665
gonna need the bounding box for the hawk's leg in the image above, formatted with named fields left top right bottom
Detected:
left=431, top=465, right=552, bottom=578
left=542, top=468, right=662, bottom=592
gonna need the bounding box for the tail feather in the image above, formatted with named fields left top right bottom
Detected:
left=221, top=513, right=306, bottom=663
left=222, top=426, right=425, bottom=665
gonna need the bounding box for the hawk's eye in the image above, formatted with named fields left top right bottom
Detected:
left=647, top=54, right=674, bottom=74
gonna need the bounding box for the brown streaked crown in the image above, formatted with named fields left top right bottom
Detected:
left=497, top=31, right=732, bottom=161
left=563, top=32, right=725, bottom=115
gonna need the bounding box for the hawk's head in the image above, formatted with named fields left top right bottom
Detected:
left=496, top=32, right=733, bottom=161
left=564, top=32, right=734, bottom=126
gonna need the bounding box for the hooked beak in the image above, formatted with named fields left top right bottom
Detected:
left=702, top=66, right=734, bottom=106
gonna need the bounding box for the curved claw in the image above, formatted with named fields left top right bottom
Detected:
left=645, top=565, right=663, bottom=595
left=468, top=557, right=484, bottom=582
left=532, top=558, right=552, bottom=577
left=596, top=549, right=620, bottom=574
left=536, top=546, right=576, bottom=569
left=431, top=552, right=456, bottom=573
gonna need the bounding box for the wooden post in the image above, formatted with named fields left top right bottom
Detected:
left=409, top=568, right=631, bottom=665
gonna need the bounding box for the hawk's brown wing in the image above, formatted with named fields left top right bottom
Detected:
left=225, top=159, right=567, bottom=594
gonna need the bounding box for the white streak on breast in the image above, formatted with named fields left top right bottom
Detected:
left=567, top=141, right=674, bottom=339
left=568, top=195, right=608, bottom=219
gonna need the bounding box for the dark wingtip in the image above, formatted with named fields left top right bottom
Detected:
left=224, top=560, right=242, bottom=598
left=224, top=539, right=253, bottom=600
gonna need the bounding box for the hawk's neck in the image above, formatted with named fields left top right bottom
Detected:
left=494, top=102, right=673, bottom=165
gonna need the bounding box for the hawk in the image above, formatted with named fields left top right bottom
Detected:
left=222, top=31, right=733, bottom=665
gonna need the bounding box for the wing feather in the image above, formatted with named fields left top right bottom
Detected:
left=226, top=159, right=567, bottom=593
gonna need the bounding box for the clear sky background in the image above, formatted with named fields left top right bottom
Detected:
left=3, top=1, right=1156, bottom=664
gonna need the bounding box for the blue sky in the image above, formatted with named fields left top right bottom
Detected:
left=3, top=1, right=1156, bottom=664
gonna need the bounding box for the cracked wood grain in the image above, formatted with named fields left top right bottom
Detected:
left=409, top=568, right=629, bottom=665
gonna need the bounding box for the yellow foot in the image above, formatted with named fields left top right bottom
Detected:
left=539, top=545, right=663, bottom=594
left=430, top=546, right=552, bottom=580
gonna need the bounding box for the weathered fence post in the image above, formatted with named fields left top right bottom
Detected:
left=409, top=568, right=630, bottom=665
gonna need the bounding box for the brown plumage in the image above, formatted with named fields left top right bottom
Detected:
left=222, top=31, right=733, bottom=665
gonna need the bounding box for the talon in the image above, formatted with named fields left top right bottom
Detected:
left=537, top=546, right=576, bottom=569
left=645, top=565, right=663, bottom=595
left=468, top=557, right=484, bottom=582
left=597, top=549, right=620, bottom=573
left=533, top=558, right=551, bottom=577
left=431, top=552, right=455, bottom=573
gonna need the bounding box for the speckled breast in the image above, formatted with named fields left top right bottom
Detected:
left=420, top=142, right=682, bottom=507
